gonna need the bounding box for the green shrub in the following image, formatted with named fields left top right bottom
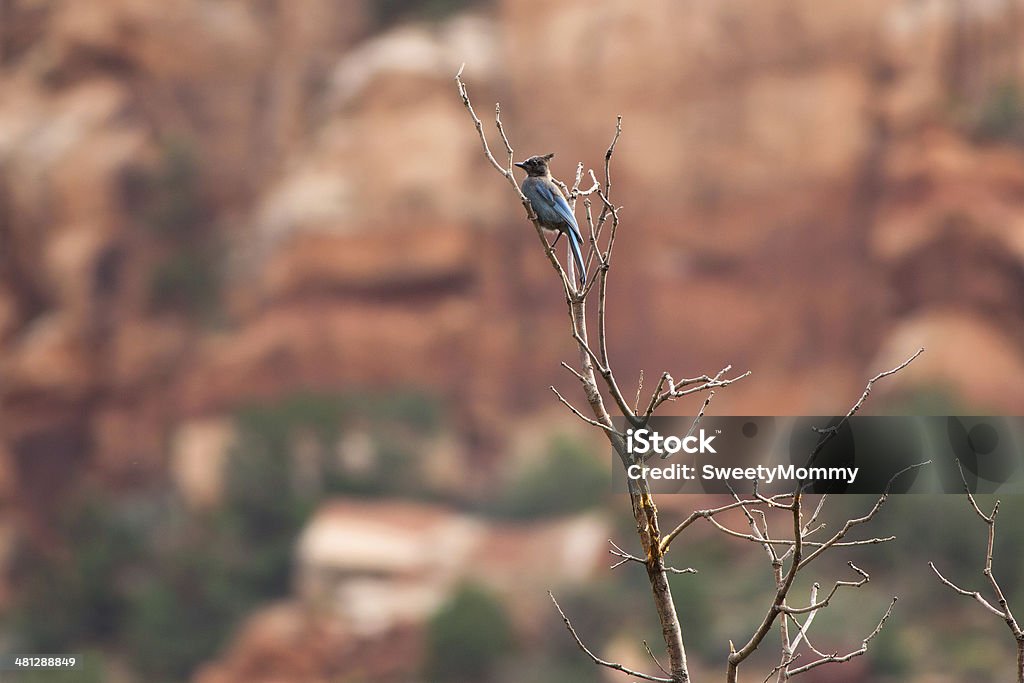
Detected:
left=425, top=583, right=515, bottom=682
left=370, top=0, right=491, bottom=28
left=495, top=656, right=593, bottom=683
left=123, top=553, right=239, bottom=682
left=233, top=390, right=441, bottom=499
left=491, top=435, right=609, bottom=519
left=141, top=138, right=205, bottom=239
left=148, top=247, right=222, bottom=319
left=365, top=390, right=442, bottom=433
left=971, top=83, right=1024, bottom=145
left=6, top=389, right=447, bottom=681
left=141, top=137, right=223, bottom=320
left=8, top=493, right=140, bottom=652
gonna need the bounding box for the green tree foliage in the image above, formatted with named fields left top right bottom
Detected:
left=122, top=390, right=442, bottom=679
left=136, top=138, right=223, bottom=321
left=425, top=583, right=515, bottom=682
left=490, top=435, right=609, bottom=519
left=6, top=390, right=444, bottom=681
left=8, top=492, right=140, bottom=651
left=123, top=549, right=241, bottom=682
left=370, top=0, right=491, bottom=28
left=971, top=83, right=1024, bottom=146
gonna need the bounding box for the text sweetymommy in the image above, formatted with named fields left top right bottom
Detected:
left=626, top=463, right=860, bottom=485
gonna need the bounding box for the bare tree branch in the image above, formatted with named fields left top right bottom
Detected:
left=644, top=640, right=672, bottom=677
left=609, top=539, right=697, bottom=574
left=929, top=562, right=1005, bottom=619
left=634, top=370, right=646, bottom=414
left=815, top=348, right=925, bottom=438
left=930, top=459, right=1024, bottom=682
left=799, top=460, right=929, bottom=570
left=455, top=65, right=519, bottom=188
left=659, top=494, right=795, bottom=554
left=718, top=354, right=927, bottom=683
left=549, top=592, right=673, bottom=683
left=643, top=366, right=752, bottom=422
left=786, top=597, right=897, bottom=677
left=455, top=66, right=577, bottom=298
left=780, top=562, right=869, bottom=615
left=549, top=385, right=623, bottom=436
left=727, top=494, right=804, bottom=682
left=789, top=583, right=819, bottom=651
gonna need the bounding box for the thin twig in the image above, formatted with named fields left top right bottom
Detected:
left=789, top=583, right=819, bottom=651
left=930, top=459, right=1023, bottom=650
left=781, top=562, right=870, bottom=615
left=786, top=598, right=898, bottom=677
left=550, top=386, right=623, bottom=436
left=659, top=494, right=796, bottom=554
left=455, top=67, right=576, bottom=295
left=807, top=348, right=925, bottom=467
left=799, top=460, right=930, bottom=570
left=608, top=540, right=696, bottom=574
left=560, top=360, right=588, bottom=384
left=643, top=640, right=671, bottom=677
left=703, top=513, right=895, bottom=550
left=929, top=562, right=1005, bottom=619
left=549, top=592, right=673, bottom=683
left=727, top=492, right=804, bottom=681
left=634, top=370, right=645, bottom=415
left=847, top=348, right=924, bottom=417
left=644, top=366, right=752, bottom=420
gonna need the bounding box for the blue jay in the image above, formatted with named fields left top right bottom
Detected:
left=515, top=153, right=586, bottom=285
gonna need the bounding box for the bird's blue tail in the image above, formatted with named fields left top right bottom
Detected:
left=567, top=229, right=586, bottom=285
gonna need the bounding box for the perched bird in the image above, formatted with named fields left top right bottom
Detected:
left=514, top=153, right=586, bottom=285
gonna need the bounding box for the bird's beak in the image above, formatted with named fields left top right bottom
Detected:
left=514, top=161, right=526, bottom=169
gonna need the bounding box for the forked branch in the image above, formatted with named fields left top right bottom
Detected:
left=930, top=459, right=1024, bottom=682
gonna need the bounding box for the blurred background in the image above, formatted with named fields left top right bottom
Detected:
left=1, top=0, right=1024, bottom=681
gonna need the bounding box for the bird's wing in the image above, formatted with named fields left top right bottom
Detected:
left=534, top=182, right=582, bottom=238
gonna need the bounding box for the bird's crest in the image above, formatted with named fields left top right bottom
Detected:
left=514, top=153, right=556, bottom=177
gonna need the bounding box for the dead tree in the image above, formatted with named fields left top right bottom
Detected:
left=930, top=461, right=1024, bottom=683
left=455, top=67, right=925, bottom=683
